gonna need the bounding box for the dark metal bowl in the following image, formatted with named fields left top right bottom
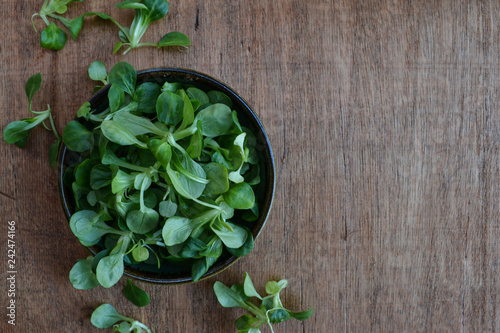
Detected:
left=57, top=68, right=275, bottom=284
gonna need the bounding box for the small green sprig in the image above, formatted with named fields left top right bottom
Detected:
left=213, top=273, right=314, bottom=333
left=32, top=0, right=86, bottom=50
left=124, top=279, right=151, bottom=307
left=94, top=0, right=191, bottom=54
left=91, top=303, right=152, bottom=333
left=87, top=61, right=109, bottom=92
left=3, top=73, right=61, bottom=168
left=31, top=0, right=190, bottom=53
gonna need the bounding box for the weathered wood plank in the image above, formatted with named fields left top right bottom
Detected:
left=1, top=0, right=500, bottom=332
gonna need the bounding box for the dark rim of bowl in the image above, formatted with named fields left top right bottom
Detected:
left=57, top=67, right=275, bottom=284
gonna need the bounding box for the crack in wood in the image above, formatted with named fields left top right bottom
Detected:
left=0, top=191, right=15, bottom=201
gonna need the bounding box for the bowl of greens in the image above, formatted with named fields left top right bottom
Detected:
left=58, top=62, right=275, bottom=286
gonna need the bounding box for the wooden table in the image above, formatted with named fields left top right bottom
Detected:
left=2, top=0, right=500, bottom=331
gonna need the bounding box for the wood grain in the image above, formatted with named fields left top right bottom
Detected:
left=1, top=0, right=500, bottom=331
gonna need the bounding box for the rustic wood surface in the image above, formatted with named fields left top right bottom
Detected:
left=2, top=0, right=500, bottom=332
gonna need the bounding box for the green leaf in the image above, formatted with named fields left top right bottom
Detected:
left=192, top=256, right=217, bottom=282
left=69, top=16, right=84, bottom=39
left=25, top=72, right=42, bottom=106
left=113, top=41, right=124, bottom=54
left=199, top=237, right=223, bottom=258
left=101, top=120, right=147, bottom=148
left=288, top=307, right=314, bottom=321
left=156, top=91, right=184, bottom=126
left=228, top=132, right=248, bottom=183
left=171, top=150, right=208, bottom=185
left=167, top=164, right=205, bottom=200
left=114, top=112, right=160, bottom=136
left=108, top=62, right=137, bottom=96
left=158, top=32, right=191, bottom=47
left=269, top=309, right=291, bottom=324
left=148, top=139, right=172, bottom=166
left=62, top=120, right=93, bottom=152
left=126, top=208, right=159, bottom=234
left=261, top=297, right=274, bottom=312
left=124, top=279, right=151, bottom=307
left=40, top=22, right=67, bottom=50
left=243, top=272, right=262, bottom=299
left=213, top=281, right=247, bottom=308
left=162, top=216, right=194, bottom=246
left=87, top=11, right=113, bottom=20
left=207, top=90, right=233, bottom=108
left=91, top=303, right=126, bottom=329
left=77, top=101, right=91, bottom=118
left=235, top=314, right=259, bottom=330
left=101, top=146, right=148, bottom=172
left=232, top=110, right=243, bottom=133
left=203, top=162, right=229, bottom=195
left=69, top=258, right=99, bottom=290
left=114, top=197, right=137, bottom=220
left=96, top=253, right=125, bottom=288
left=117, top=0, right=148, bottom=10
left=177, top=89, right=194, bottom=130
left=218, top=201, right=234, bottom=219
left=55, top=4, right=68, bottom=14
left=248, top=328, right=262, bottom=333
left=276, top=279, right=289, bottom=291
left=90, top=164, right=112, bottom=190
left=58, top=15, right=84, bottom=40
left=132, top=245, right=149, bottom=262
left=134, top=82, right=162, bottom=114
left=211, top=221, right=247, bottom=249
left=227, top=229, right=254, bottom=257
left=69, top=210, right=115, bottom=246
left=211, top=151, right=233, bottom=170
left=113, top=321, right=132, bottom=333
left=244, top=164, right=261, bottom=187
left=194, top=103, right=233, bottom=138
left=3, top=121, right=32, bottom=146
left=86, top=191, right=97, bottom=206
left=74, top=158, right=98, bottom=187
left=108, top=84, right=125, bottom=113
left=88, top=61, right=108, bottom=82
left=3, top=112, right=50, bottom=148
left=45, top=0, right=83, bottom=15
left=159, top=200, right=177, bottom=218
left=112, top=169, right=136, bottom=194
left=186, top=87, right=209, bottom=107
left=48, top=139, right=60, bottom=169
left=134, top=172, right=152, bottom=191
left=92, top=249, right=111, bottom=273
left=180, top=237, right=207, bottom=258
left=265, top=279, right=288, bottom=295
left=223, top=182, right=255, bottom=210
left=142, top=0, right=169, bottom=22
left=118, top=26, right=129, bottom=40
left=186, top=121, right=203, bottom=159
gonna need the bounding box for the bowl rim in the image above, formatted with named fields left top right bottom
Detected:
left=57, top=67, right=276, bottom=284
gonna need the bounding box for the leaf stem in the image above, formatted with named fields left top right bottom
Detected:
left=138, top=176, right=148, bottom=212
left=172, top=124, right=198, bottom=141
left=130, top=320, right=152, bottom=333
left=47, top=108, right=61, bottom=141
left=243, top=301, right=270, bottom=327
left=136, top=42, right=159, bottom=48
left=192, top=198, right=222, bottom=212
left=39, top=14, right=51, bottom=26
left=31, top=13, right=40, bottom=32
